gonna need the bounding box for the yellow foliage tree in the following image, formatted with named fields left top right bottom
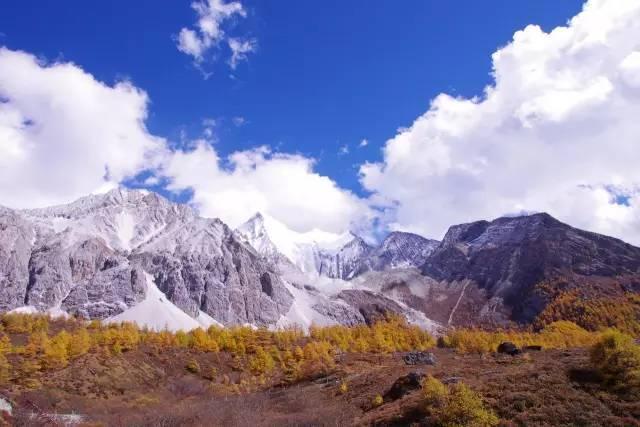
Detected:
left=248, top=346, right=275, bottom=375
left=68, top=328, right=91, bottom=359
left=0, top=334, right=12, bottom=355
left=422, top=376, right=499, bottom=427
left=24, top=330, right=49, bottom=358
left=590, top=329, right=640, bottom=397
left=43, top=330, right=70, bottom=369
left=0, top=336, right=11, bottom=384
left=190, top=328, right=219, bottom=352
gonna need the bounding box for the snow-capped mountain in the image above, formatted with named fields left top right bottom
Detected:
left=22, top=188, right=195, bottom=252
left=234, top=212, right=367, bottom=279
left=235, top=214, right=439, bottom=280
left=355, top=231, right=440, bottom=275
left=4, top=188, right=638, bottom=333
left=317, top=235, right=373, bottom=280
left=0, top=189, right=442, bottom=332
left=0, top=189, right=294, bottom=327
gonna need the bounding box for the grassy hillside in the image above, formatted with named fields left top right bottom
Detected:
left=0, top=314, right=637, bottom=426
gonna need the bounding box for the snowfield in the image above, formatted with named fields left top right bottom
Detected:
left=106, top=273, right=221, bottom=331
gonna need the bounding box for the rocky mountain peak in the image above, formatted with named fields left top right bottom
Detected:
left=236, top=212, right=265, bottom=238
left=350, top=231, right=440, bottom=275
left=423, top=212, right=640, bottom=323
left=441, top=213, right=565, bottom=248
left=381, top=231, right=438, bottom=251
left=440, top=220, right=490, bottom=246
left=0, top=194, right=295, bottom=327
left=234, top=212, right=284, bottom=265
left=4, top=189, right=640, bottom=333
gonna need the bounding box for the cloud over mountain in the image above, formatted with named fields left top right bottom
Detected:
left=360, top=0, right=640, bottom=243
left=0, top=46, right=365, bottom=235
left=163, top=142, right=370, bottom=233
left=0, top=47, right=166, bottom=208
left=3, top=0, right=640, bottom=245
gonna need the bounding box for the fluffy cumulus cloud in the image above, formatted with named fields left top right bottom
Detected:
left=0, top=47, right=166, bottom=208
left=0, top=46, right=367, bottom=236
left=228, top=38, right=257, bottom=69
left=177, top=0, right=254, bottom=70
left=163, top=142, right=370, bottom=233
left=360, top=0, right=640, bottom=244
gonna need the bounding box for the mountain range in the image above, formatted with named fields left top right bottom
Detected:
left=1, top=188, right=638, bottom=332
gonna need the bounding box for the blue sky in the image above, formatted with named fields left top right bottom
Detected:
left=0, top=0, right=583, bottom=195
left=2, top=0, right=640, bottom=244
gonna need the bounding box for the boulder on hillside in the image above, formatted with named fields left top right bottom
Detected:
left=403, top=351, right=437, bottom=365
left=384, top=372, right=426, bottom=401
left=497, top=342, right=521, bottom=356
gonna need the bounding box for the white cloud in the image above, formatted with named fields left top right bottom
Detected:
left=228, top=38, right=257, bottom=69
left=143, top=175, right=161, bottom=186
left=177, top=28, right=206, bottom=60
left=163, top=142, right=370, bottom=233
left=338, top=144, right=349, bottom=156
left=231, top=116, right=246, bottom=126
left=359, top=138, right=369, bottom=148
left=177, top=0, right=252, bottom=70
left=202, top=117, right=217, bottom=127
left=360, top=0, right=640, bottom=244
left=0, top=47, right=166, bottom=208
left=201, top=117, right=216, bottom=139
left=0, top=46, right=368, bottom=237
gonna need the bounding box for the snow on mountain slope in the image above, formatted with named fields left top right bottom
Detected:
left=0, top=188, right=444, bottom=332
left=0, top=188, right=294, bottom=328
left=354, top=232, right=440, bottom=275
left=234, top=213, right=285, bottom=265
left=9, top=305, right=70, bottom=319
left=114, top=211, right=135, bottom=251
left=235, top=212, right=359, bottom=277
left=275, top=280, right=340, bottom=328
left=269, top=262, right=442, bottom=333
left=106, top=273, right=218, bottom=331
left=318, top=235, right=373, bottom=279
left=22, top=188, right=194, bottom=252
left=236, top=213, right=440, bottom=281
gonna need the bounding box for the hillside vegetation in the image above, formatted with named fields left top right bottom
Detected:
left=0, top=313, right=637, bottom=425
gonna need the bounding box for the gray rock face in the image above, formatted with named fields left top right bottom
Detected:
left=355, top=231, right=439, bottom=275
left=0, top=189, right=293, bottom=326
left=6, top=191, right=638, bottom=332
left=422, top=213, right=640, bottom=323
left=310, top=299, right=366, bottom=327
left=336, top=289, right=407, bottom=325
left=61, top=260, right=147, bottom=319
left=0, top=207, right=34, bottom=311
left=317, top=236, right=374, bottom=280
left=25, top=236, right=145, bottom=316
left=235, top=214, right=441, bottom=281
left=133, top=218, right=292, bottom=325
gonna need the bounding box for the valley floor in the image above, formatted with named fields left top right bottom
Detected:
left=3, top=346, right=639, bottom=426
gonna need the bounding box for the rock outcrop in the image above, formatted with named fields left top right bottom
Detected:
left=3, top=191, right=640, bottom=332
left=422, top=213, right=640, bottom=323
left=356, top=231, right=439, bottom=275
left=0, top=189, right=293, bottom=326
